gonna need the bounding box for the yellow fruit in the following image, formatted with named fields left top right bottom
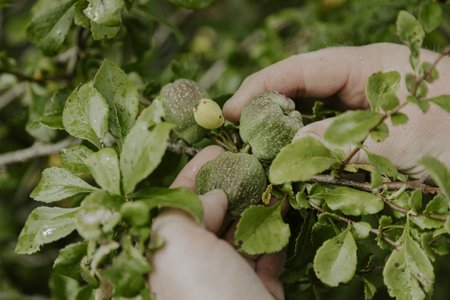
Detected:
left=194, top=98, right=224, bottom=129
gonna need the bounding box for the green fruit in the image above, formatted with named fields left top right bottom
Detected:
left=239, top=91, right=303, bottom=162
left=160, top=79, right=208, bottom=144
left=194, top=98, right=224, bottom=129
left=195, top=152, right=266, bottom=216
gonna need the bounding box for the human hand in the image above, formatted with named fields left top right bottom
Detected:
left=223, top=43, right=450, bottom=179
left=149, top=146, right=284, bottom=300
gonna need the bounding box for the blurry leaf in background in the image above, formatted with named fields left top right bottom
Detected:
left=419, top=1, right=442, bottom=33
left=26, top=0, right=76, bottom=55
left=167, top=0, right=216, bottom=9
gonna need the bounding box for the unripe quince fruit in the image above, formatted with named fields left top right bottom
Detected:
left=195, top=152, right=266, bottom=216
left=160, top=79, right=208, bottom=144
left=194, top=98, right=224, bottom=129
left=239, top=91, right=303, bottom=162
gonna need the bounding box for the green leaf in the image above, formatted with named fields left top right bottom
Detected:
left=26, top=0, right=76, bottom=55
left=324, top=110, right=383, bottom=145
left=363, top=277, right=377, bottom=300
left=54, top=242, right=87, bottom=281
left=84, top=0, right=124, bottom=26
left=167, top=0, right=216, bottom=9
left=269, top=136, right=339, bottom=184
left=366, top=150, right=398, bottom=179
left=120, top=104, right=173, bottom=195
left=420, top=62, right=439, bottom=83
left=234, top=203, right=290, bottom=255
left=31, top=167, right=98, bottom=203
left=407, top=95, right=430, bottom=113
left=396, top=10, right=425, bottom=50
left=61, top=145, right=94, bottom=175
left=75, top=191, right=122, bottom=240
left=427, top=95, right=450, bottom=114
left=319, top=187, right=384, bottom=216
left=38, top=90, right=69, bottom=129
left=134, top=187, right=203, bottom=224
left=390, top=112, right=408, bottom=126
left=63, top=83, right=109, bottom=149
left=86, top=148, right=121, bottom=196
left=90, top=22, right=120, bottom=40
left=120, top=201, right=150, bottom=227
left=383, top=225, right=434, bottom=299
left=93, top=59, right=139, bottom=145
left=424, top=194, right=448, bottom=215
left=102, top=238, right=150, bottom=297
left=313, top=227, right=357, bottom=287
left=25, top=84, right=57, bottom=142
left=286, top=212, right=315, bottom=269
left=419, top=156, right=450, bottom=204
left=370, top=122, right=389, bottom=142
left=408, top=189, right=422, bottom=212
left=15, top=207, right=79, bottom=254
left=365, top=71, right=400, bottom=112
left=74, top=0, right=90, bottom=28
left=352, top=221, right=371, bottom=240
left=411, top=215, right=444, bottom=230
left=419, top=2, right=442, bottom=33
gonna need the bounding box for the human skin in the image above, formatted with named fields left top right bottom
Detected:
left=224, top=42, right=450, bottom=180
left=149, top=146, right=284, bottom=300
left=149, top=43, right=450, bottom=299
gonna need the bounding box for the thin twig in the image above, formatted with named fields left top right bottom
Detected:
left=341, top=44, right=450, bottom=167
left=309, top=201, right=400, bottom=250
left=381, top=198, right=447, bottom=222
left=166, top=140, right=199, bottom=157
left=310, top=174, right=440, bottom=195
left=0, top=82, right=26, bottom=110
left=0, top=137, right=77, bottom=167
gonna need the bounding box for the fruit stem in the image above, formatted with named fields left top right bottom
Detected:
left=241, top=144, right=251, bottom=153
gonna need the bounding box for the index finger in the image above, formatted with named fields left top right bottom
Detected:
left=223, top=44, right=379, bottom=122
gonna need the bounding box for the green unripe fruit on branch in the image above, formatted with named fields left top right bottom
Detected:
left=240, top=91, right=303, bottom=162
left=160, top=79, right=208, bottom=144
left=194, top=98, right=224, bottom=129
left=195, top=152, right=266, bottom=217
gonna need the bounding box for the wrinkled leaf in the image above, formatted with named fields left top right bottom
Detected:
left=86, top=148, right=121, bottom=196
left=16, top=207, right=79, bottom=254
left=324, top=110, right=383, bottom=145
left=134, top=187, right=203, bottom=224
left=63, top=83, right=109, bottom=149
left=75, top=191, right=122, bottom=240
left=319, top=187, right=384, bottom=216
left=383, top=225, right=434, bottom=299
left=396, top=10, right=425, bottom=50
left=313, top=227, right=357, bottom=287
left=120, top=103, right=173, bottom=195
left=93, top=59, right=139, bottom=145
left=26, top=0, right=76, bottom=55
left=234, top=203, right=290, bottom=255
left=365, top=71, right=400, bottom=112
left=61, top=144, right=94, bottom=175
left=31, top=167, right=98, bottom=203
left=269, top=136, right=339, bottom=184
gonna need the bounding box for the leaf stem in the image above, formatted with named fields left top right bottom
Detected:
left=308, top=201, right=400, bottom=250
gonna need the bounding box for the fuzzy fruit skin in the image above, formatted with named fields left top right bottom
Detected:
left=194, top=98, right=224, bottom=129
left=195, top=152, right=266, bottom=217
left=239, top=91, right=303, bottom=162
left=160, top=79, right=208, bottom=144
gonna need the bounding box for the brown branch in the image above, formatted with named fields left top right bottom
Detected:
left=310, top=174, right=440, bottom=195
left=0, top=138, right=77, bottom=167
left=309, top=201, right=400, bottom=250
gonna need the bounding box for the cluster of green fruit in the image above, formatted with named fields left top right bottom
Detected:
left=160, top=79, right=303, bottom=216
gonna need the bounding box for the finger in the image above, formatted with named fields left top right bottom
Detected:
left=223, top=45, right=375, bottom=122
left=171, top=145, right=225, bottom=191
left=153, top=189, right=227, bottom=239
left=256, top=252, right=286, bottom=300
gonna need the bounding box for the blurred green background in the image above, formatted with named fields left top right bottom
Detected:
left=1, top=0, right=450, bottom=298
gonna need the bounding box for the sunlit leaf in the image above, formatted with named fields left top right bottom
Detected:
left=16, top=207, right=79, bottom=254
left=86, top=148, right=121, bottom=196
left=31, top=167, right=98, bottom=203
